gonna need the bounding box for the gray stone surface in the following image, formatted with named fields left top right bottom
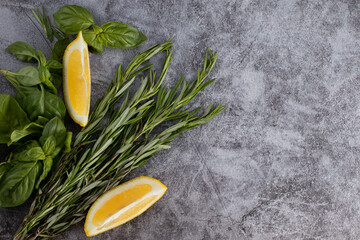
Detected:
left=0, top=0, right=360, bottom=239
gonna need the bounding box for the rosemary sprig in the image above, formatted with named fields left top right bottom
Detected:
left=31, top=7, right=67, bottom=41
left=14, top=41, right=224, bottom=239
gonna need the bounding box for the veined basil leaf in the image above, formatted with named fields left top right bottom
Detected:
left=36, top=156, right=52, bottom=189
left=50, top=146, right=62, bottom=158
left=42, top=135, right=56, bottom=156
left=39, top=66, right=57, bottom=94
left=36, top=116, right=49, bottom=126
left=16, top=85, right=45, bottom=121
left=12, top=140, right=46, bottom=162
left=53, top=5, right=94, bottom=34
left=83, top=29, right=103, bottom=53
left=51, top=38, right=71, bottom=62
left=6, top=41, right=38, bottom=62
left=44, top=91, right=66, bottom=120
left=37, top=50, right=47, bottom=66
left=100, top=21, right=147, bottom=49
left=16, top=85, right=65, bottom=121
left=40, top=117, right=66, bottom=148
left=15, top=66, right=41, bottom=86
left=9, top=122, right=43, bottom=145
left=0, top=162, right=11, bottom=179
left=0, top=95, right=30, bottom=144
left=46, top=60, right=62, bottom=69
left=0, top=161, right=42, bottom=207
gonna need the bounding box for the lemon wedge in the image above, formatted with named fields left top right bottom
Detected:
left=84, top=176, right=167, bottom=237
left=63, top=31, right=91, bottom=127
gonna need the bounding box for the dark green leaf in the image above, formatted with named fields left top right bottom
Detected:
left=0, top=95, right=30, bottom=144
left=0, top=162, right=11, bottom=179
left=40, top=117, right=66, bottom=148
left=46, top=60, right=62, bottom=69
left=36, top=156, right=52, bottom=189
left=83, top=29, right=103, bottom=53
left=100, top=21, right=147, bottom=49
left=42, top=135, right=56, bottom=156
left=51, top=38, right=71, bottom=62
left=37, top=50, right=47, bottom=66
left=50, top=73, right=62, bottom=89
left=0, top=161, right=42, bottom=207
left=63, top=132, right=72, bottom=153
left=12, top=140, right=46, bottom=162
left=15, top=86, right=45, bottom=121
left=36, top=116, right=49, bottom=125
left=44, top=91, right=66, bottom=120
left=53, top=5, right=94, bottom=34
left=39, top=66, right=57, bottom=94
left=9, top=122, right=43, bottom=145
left=15, top=85, right=65, bottom=121
left=6, top=41, right=38, bottom=62
left=15, top=66, right=41, bottom=86
left=50, top=146, right=62, bottom=158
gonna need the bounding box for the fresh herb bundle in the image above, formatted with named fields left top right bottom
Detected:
left=0, top=40, right=70, bottom=208
left=0, top=4, right=224, bottom=239
left=14, top=41, right=224, bottom=239
left=0, top=4, right=149, bottom=208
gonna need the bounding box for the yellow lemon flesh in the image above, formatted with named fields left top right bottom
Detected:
left=84, top=176, right=167, bottom=237
left=63, top=31, right=91, bottom=127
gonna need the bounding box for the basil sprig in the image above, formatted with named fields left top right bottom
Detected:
left=53, top=5, right=147, bottom=52
left=0, top=115, right=70, bottom=207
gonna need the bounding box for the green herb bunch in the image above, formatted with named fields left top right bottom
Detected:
left=14, top=40, right=224, bottom=239
left=0, top=5, right=148, bottom=208
left=0, top=4, right=224, bottom=239
left=0, top=35, right=70, bottom=208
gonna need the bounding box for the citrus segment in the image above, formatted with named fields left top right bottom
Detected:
left=93, top=183, right=153, bottom=226
left=84, top=176, right=167, bottom=237
left=63, top=31, right=91, bottom=127
left=100, top=195, right=158, bottom=230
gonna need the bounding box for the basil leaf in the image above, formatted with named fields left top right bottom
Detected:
left=50, top=146, right=62, bottom=158
left=9, top=122, right=43, bottom=145
left=37, top=49, right=47, bottom=66
left=36, top=116, right=49, bottom=126
left=6, top=41, right=38, bottom=62
left=83, top=29, right=103, bottom=53
left=42, top=135, right=56, bottom=156
left=40, top=117, right=66, bottom=148
left=16, top=86, right=65, bottom=121
left=0, top=161, right=12, bottom=179
left=0, top=161, right=42, bottom=207
left=35, top=156, right=53, bottom=189
left=15, top=66, right=41, bottom=86
left=12, top=140, right=46, bottom=162
left=46, top=60, right=62, bottom=69
left=63, top=132, right=72, bottom=153
left=39, top=66, right=57, bottom=94
left=15, top=85, right=45, bottom=121
left=100, top=21, right=147, bottom=49
left=0, top=95, right=30, bottom=144
left=44, top=91, right=66, bottom=120
left=50, top=73, right=62, bottom=89
left=51, top=38, right=71, bottom=62
left=53, top=5, right=94, bottom=34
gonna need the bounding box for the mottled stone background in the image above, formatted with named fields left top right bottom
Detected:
left=0, top=0, right=360, bottom=239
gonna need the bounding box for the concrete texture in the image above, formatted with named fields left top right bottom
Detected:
left=0, top=0, right=360, bottom=239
